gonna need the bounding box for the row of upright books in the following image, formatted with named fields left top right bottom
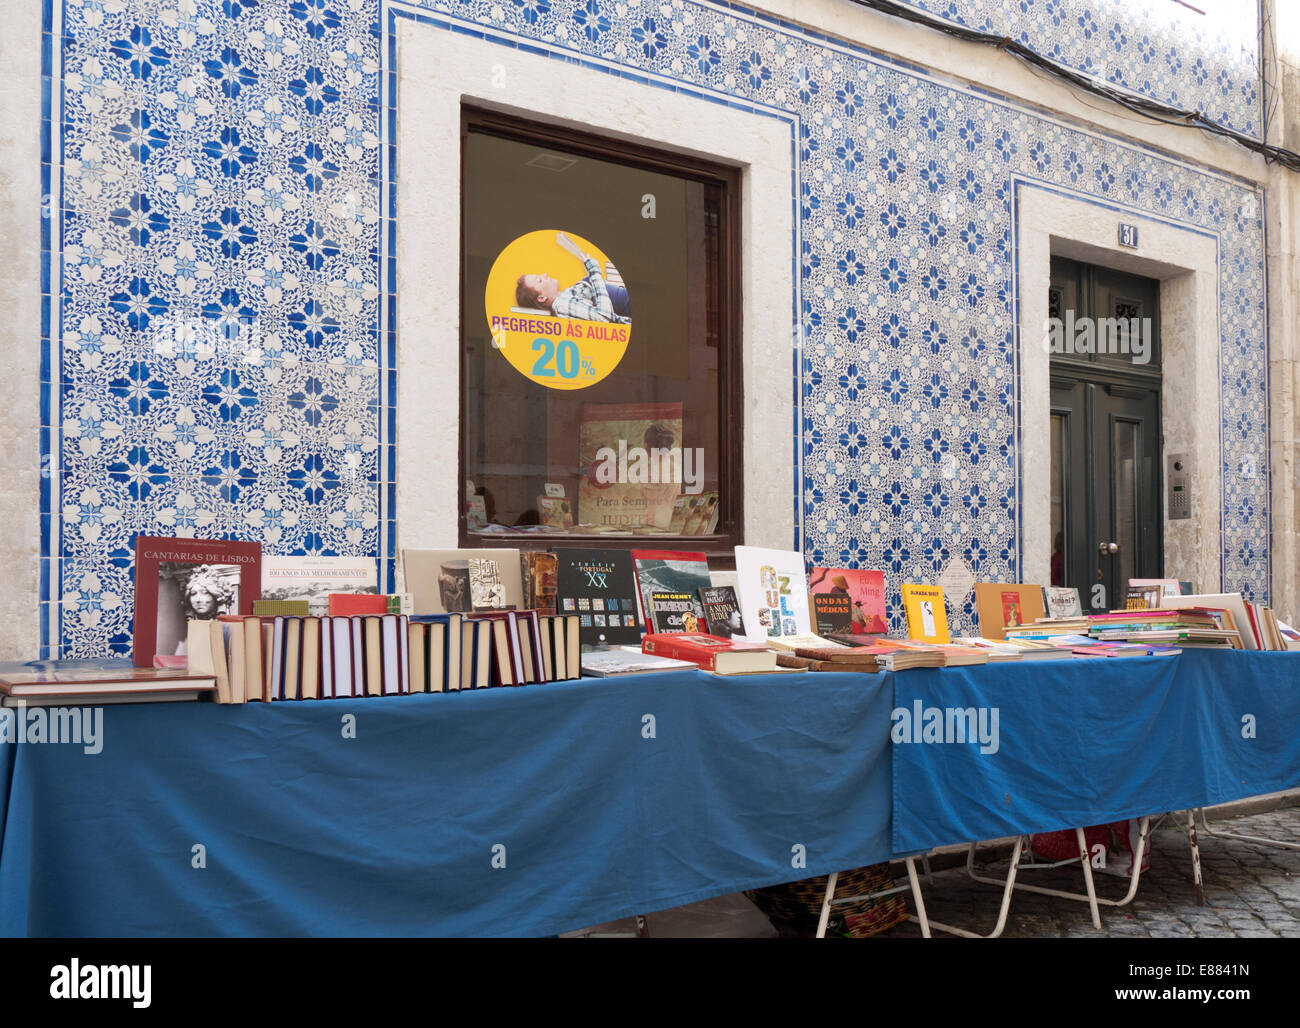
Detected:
left=187, top=611, right=583, bottom=703
left=17, top=537, right=1295, bottom=707
left=630, top=558, right=1298, bottom=675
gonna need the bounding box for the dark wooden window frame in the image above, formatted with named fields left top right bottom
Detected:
left=458, top=105, right=744, bottom=564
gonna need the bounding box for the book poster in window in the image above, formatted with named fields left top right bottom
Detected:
left=484, top=229, right=631, bottom=390
left=578, top=402, right=684, bottom=531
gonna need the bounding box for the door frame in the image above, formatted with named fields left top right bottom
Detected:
left=1013, top=181, right=1224, bottom=595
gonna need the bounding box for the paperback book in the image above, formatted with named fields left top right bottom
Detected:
left=900, top=584, right=950, bottom=644
left=698, top=585, right=746, bottom=639
left=1043, top=586, right=1084, bottom=618
left=807, top=567, right=887, bottom=637
left=631, top=550, right=711, bottom=634
left=734, top=546, right=813, bottom=643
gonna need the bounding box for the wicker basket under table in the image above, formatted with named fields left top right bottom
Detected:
left=745, top=862, right=908, bottom=938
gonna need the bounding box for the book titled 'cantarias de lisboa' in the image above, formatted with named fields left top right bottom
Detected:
left=132, top=535, right=262, bottom=668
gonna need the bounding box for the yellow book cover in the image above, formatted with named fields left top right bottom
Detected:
left=901, top=584, right=950, bottom=644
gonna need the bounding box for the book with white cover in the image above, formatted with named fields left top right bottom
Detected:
left=734, top=546, right=814, bottom=644
left=580, top=650, right=697, bottom=677
left=261, top=556, right=379, bottom=617
left=763, top=633, right=848, bottom=653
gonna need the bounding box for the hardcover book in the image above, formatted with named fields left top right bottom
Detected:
left=973, top=582, right=1047, bottom=641
left=641, top=633, right=776, bottom=675
left=698, top=585, right=746, bottom=639
left=328, top=594, right=389, bottom=616
left=252, top=599, right=310, bottom=617
left=401, top=548, right=524, bottom=615
left=807, top=567, right=887, bottom=637
left=577, top=401, right=684, bottom=531
left=900, top=584, right=950, bottom=644
left=631, top=550, right=710, bottom=633
left=520, top=551, right=559, bottom=615
left=0, top=666, right=218, bottom=702
left=734, top=546, right=813, bottom=642
left=554, top=548, right=643, bottom=647
left=260, top=555, right=379, bottom=617
left=132, top=535, right=262, bottom=668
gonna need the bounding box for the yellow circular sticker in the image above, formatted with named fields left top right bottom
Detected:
left=484, top=229, right=632, bottom=390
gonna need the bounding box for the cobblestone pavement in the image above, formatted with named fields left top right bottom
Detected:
left=876, top=808, right=1300, bottom=938
left=567, top=807, right=1300, bottom=937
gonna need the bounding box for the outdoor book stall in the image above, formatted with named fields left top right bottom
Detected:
left=4, top=540, right=1299, bottom=936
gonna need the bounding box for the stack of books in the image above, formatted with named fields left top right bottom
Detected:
left=1087, top=609, right=1240, bottom=648
left=1002, top=607, right=1241, bottom=653
left=0, top=663, right=217, bottom=707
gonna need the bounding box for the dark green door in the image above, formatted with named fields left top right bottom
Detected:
left=1048, top=257, right=1162, bottom=612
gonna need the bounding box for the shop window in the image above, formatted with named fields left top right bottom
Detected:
left=459, top=107, right=742, bottom=555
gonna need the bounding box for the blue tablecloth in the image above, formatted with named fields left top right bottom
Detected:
left=4, top=650, right=1298, bottom=936
left=0, top=669, right=894, bottom=937
left=891, top=650, right=1300, bottom=853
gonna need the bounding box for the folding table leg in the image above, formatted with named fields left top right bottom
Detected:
left=923, top=835, right=1027, bottom=938
left=905, top=856, right=932, bottom=938
left=815, top=870, right=839, bottom=939
left=1196, top=806, right=1300, bottom=851
left=1075, top=826, right=1102, bottom=929
left=967, top=816, right=1152, bottom=912
left=1184, top=810, right=1205, bottom=906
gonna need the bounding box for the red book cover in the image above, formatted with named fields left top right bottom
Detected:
left=132, top=535, right=261, bottom=667
left=807, top=567, right=887, bottom=636
left=641, top=632, right=768, bottom=672
left=328, top=593, right=389, bottom=616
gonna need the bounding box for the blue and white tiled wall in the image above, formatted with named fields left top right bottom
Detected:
left=893, top=0, right=1263, bottom=138
left=43, top=0, right=1269, bottom=654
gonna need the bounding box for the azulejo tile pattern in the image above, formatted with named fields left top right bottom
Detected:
left=892, top=0, right=1263, bottom=139
left=46, top=0, right=1268, bottom=652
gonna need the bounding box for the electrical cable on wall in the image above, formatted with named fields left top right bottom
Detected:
left=848, top=0, right=1300, bottom=173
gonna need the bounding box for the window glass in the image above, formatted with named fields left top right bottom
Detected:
left=461, top=118, right=735, bottom=545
